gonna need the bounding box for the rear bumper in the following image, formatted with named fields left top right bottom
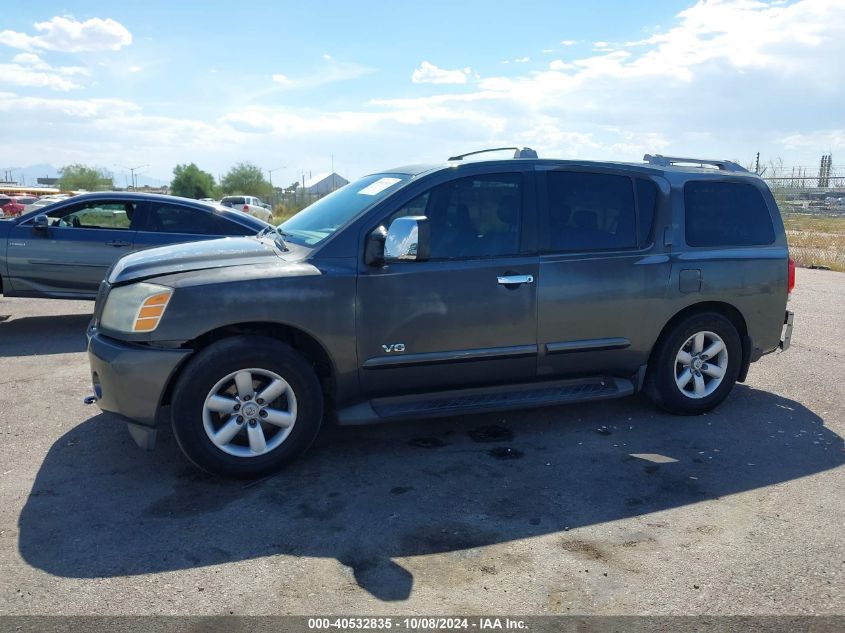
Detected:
left=779, top=310, right=794, bottom=351
left=87, top=331, right=192, bottom=426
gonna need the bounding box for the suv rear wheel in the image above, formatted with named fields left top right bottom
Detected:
left=645, top=312, right=741, bottom=415
left=171, top=335, right=323, bottom=478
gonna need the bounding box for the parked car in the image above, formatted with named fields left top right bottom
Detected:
left=24, top=194, right=71, bottom=214
left=220, top=195, right=273, bottom=222
left=0, top=191, right=270, bottom=299
left=1, top=195, right=38, bottom=218
left=87, top=150, right=794, bottom=478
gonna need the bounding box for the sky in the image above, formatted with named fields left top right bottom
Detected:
left=0, top=0, right=843, bottom=187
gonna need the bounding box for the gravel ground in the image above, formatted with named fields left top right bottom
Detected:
left=0, top=268, right=842, bottom=615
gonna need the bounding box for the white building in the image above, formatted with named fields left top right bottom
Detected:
left=303, top=172, right=349, bottom=195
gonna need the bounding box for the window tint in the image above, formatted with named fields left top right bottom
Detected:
left=684, top=181, right=774, bottom=247
left=218, top=215, right=256, bottom=236
left=147, top=203, right=215, bottom=234
left=389, top=173, right=523, bottom=259
left=46, top=201, right=134, bottom=230
left=636, top=178, right=658, bottom=246
left=547, top=171, right=636, bottom=251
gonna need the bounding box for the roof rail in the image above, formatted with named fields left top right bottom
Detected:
left=448, top=147, right=538, bottom=161
left=643, top=154, right=748, bottom=173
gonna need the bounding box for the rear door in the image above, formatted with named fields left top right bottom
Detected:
left=6, top=199, right=139, bottom=296
left=356, top=166, right=540, bottom=397
left=536, top=167, right=671, bottom=378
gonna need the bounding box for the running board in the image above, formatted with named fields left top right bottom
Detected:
left=336, top=376, right=634, bottom=426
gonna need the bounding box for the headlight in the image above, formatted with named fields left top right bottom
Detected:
left=101, top=283, right=173, bottom=333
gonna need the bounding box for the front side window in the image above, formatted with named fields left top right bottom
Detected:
left=684, top=181, right=775, bottom=247
left=387, top=173, right=523, bottom=259
left=44, top=201, right=135, bottom=230
left=146, top=203, right=215, bottom=234
left=547, top=171, right=637, bottom=252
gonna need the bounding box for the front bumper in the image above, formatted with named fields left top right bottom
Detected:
left=779, top=310, right=794, bottom=351
left=87, top=331, right=192, bottom=427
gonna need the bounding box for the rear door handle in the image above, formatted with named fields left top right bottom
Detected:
left=497, top=274, right=534, bottom=286
left=106, top=240, right=131, bottom=248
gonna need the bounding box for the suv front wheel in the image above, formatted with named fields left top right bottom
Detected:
left=171, top=335, right=323, bottom=478
left=645, top=312, right=741, bottom=415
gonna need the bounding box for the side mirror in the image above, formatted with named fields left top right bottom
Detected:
left=364, top=225, right=388, bottom=266
left=384, top=216, right=430, bottom=263
left=32, top=214, right=49, bottom=231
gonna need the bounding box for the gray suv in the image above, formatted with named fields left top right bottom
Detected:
left=87, top=150, right=795, bottom=478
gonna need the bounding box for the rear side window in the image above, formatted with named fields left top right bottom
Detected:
left=547, top=171, right=637, bottom=251
left=147, top=203, right=215, bottom=234
left=684, top=181, right=774, bottom=247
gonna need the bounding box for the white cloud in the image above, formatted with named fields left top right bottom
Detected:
left=411, top=61, right=471, bottom=85
left=0, top=16, right=132, bottom=52
left=780, top=129, right=845, bottom=152
left=12, top=52, right=49, bottom=69
left=0, top=53, right=90, bottom=91
left=2, top=0, right=844, bottom=180
left=548, top=59, right=575, bottom=71
left=0, top=92, right=138, bottom=117
left=272, top=73, right=292, bottom=85
left=128, top=65, right=142, bottom=73
left=560, top=40, right=578, bottom=46
left=0, top=64, right=82, bottom=91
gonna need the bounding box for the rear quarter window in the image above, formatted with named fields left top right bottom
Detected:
left=684, top=181, right=775, bottom=247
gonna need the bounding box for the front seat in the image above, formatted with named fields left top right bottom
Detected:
left=483, top=194, right=520, bottom=256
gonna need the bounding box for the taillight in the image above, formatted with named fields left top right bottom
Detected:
left=787, top=257, right=796, bottom=294
left=243, top=205, right=249, bottom=212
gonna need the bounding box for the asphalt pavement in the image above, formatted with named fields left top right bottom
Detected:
left=0, top=268, right=842, bottom=614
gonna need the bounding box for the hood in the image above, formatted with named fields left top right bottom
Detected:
left=108, top=237, right=282, bottom=285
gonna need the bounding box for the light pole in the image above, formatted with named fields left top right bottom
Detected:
left=115, top=163, right=150, bottom=190
left=266, top=166, right=286, bottom=190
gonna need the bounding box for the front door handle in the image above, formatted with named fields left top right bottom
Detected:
left=497, top=274, right=534, bottom=286
left=106, top=240, right=131, bottom=248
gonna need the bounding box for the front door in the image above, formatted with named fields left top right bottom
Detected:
left=356, top=169, right=539, bottom=397
left=6, top=199, right=139, bottom=297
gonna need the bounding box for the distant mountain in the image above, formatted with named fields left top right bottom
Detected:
left=1, top=164, right=167, bottom=188
left=0, top=164, right=60, bottom=185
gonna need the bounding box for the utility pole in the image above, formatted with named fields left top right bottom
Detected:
left=755, top=152, right=760, bottom=175
left=266, top=166, right=286, bottom=190
left=116, top=163, right=150, bottom=190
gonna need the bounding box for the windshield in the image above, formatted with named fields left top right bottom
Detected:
left=280, top=174, right=410, bottom=246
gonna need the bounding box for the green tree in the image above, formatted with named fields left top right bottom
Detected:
left=58, top=164, right=113, bottom=192
left=170, top=163, right=217, bottom=199
left=221, top=162, right=272, bottom=197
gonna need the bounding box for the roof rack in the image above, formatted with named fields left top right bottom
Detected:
left=448, top=147, right=539, bottom=161
left=643, top=154, right=748, bottom=173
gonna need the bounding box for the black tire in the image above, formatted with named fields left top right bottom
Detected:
left=645, top=312, right=742, bottom=415
left=171, top=335, right=323, bottom=478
